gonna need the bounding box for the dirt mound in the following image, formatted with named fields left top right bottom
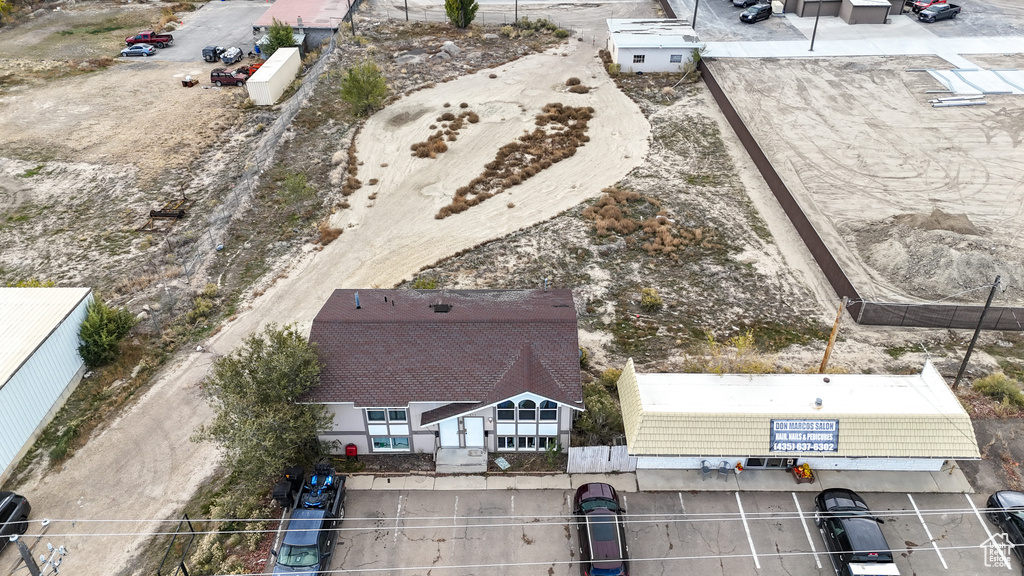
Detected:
left=893, top=208, right=980, bottom=235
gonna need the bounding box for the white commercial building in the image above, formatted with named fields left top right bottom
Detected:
left=618, top=358, right=980, bottom=472
left=0, top=287, right=93, bottom=483
left=607, top=19, right=703, bottom=74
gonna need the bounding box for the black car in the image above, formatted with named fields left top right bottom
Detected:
left=573, top=483, right=629, bottom=576
left=986, top=491, right=1024, bottom=565
left=740, top=3, right=773, bottom=22
left=733, top=0, right=760, bottom=7
left=918, top=3, right=960, bottom=22
left=203, top=45, right=227, bottom=63
left=814, top=489, right=899, bottom=576
left=0, top=492, right=31, bottom=553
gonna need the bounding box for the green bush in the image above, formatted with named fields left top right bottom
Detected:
left=599, top=368, right=622, bottom=389
left=640, top=288, right=663, bottom=313
left=607, top=62, right=620, bottom=76
left=554, top=28, right=570, bottom=39
left=411, top=277, right=438, bottom=289
left=572, top=383, right=624, bottom=445
left=579, top=346, right=589, bottom=368
left=78, top=299, right=137, bottom=368
left=974, top=373, right=1024, bottom=407
left=340, top=59, right=388, bottom=117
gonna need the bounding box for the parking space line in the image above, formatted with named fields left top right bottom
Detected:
left=452, top=495, right=459, bottom=555
left=735, top=492, right=761, bottom=569
left=791, top=493, right=822, bottom=569
left=394, top=494, right=403, bottom=543
left=678, top=493, right=685, bottom=513
left=967, top=494, right=1013, bottom=571
left=908, top=494, right=947, bottom=569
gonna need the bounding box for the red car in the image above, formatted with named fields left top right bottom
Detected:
left=573, top=483, right=629, bottom=576
left=911, top=0, right=946, bottom=13
left=210, top=68, right=247, bottom=87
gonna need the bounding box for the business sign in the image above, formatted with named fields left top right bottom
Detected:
left=770, top=419, right=839, bottom=452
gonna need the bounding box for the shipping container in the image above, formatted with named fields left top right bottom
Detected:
left=246, top=47, right=302, bottom=106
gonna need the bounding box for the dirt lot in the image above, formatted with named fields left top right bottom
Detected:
left=709, top=55, right=1024, bottom=305
left=3, top=1, right=1024, bottom=575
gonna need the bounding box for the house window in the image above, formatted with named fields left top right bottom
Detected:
left=518, top=436, right=536, bottom=449
left=497, top=436, right=515, bottom=449
left=633, top=54, right=645, bottom=64
left=497, top=401, right=516, bottom=421
left=538, top=437, right=558, bottom=450
left=367, top=408, right=406, bottom=423
left=670, top=54, right=682, bottom=63
left=372, top=437, right=410, bottom=451
left=539, top=401, right=557, bottom=421
left=518, top=400, right=536, bottom=420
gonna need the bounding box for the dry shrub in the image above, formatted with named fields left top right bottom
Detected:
left=566, top=77, right=581, bottom=86
left=368, top=179, right=379, bottom=185
left=569, top=85, right=591, bottom=94
left=507, top=202, right=515, bottom=208
left=317, top=222, right=343, bottom=245
left=489, top=73, right=497, bottom=79
left=439, top=112, right=455, bottom=121
left=443, top=102, right=451, bottom=107
left=582, top=187, right=642, bottom=236
left=429, top=124, right=437, bottom=129
left=447, top=134, right=457, bottom=141
left=460, top=102, right=469, bottom=108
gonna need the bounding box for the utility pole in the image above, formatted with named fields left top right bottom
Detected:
left=819, top=296, right=847, bottom=374
left=691, top=0, right=700, bottom=29
left=8, top=520, right=67, bottom=576
left=809, top=0, right=823, bottom=51
left=954, top=276, right=1001, bottom=389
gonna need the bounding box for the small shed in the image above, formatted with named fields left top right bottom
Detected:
left=247, top=47, right=302, bottom=106
left=0, top=287, right=93, bottom=483
left=839, top=0, right=891, bottom=24
left=607, top=19, right=702, bottom=75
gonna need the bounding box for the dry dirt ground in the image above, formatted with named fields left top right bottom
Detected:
left=2, top=2, right=1024, bottom=576
left=709, top=55, right=1024, bottom=305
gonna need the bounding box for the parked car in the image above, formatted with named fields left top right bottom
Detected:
left=573, top=483, right=629, bottom=576
left=911, top=0, right=946, bottom=13
left=814, top=489, right=899, bottom=576
left=125, top=30, right=173, bottom=48
left=0, top=492, right=31, bottom=553
left=120, top=44, right=156, bottom=57
left=221, top=47, right=243, bottom=65
left=740, top=3, right=773, bottom=22
left=986, top=491, right=1024, bottom=565
left=210, top=68, right=248, bottom=87
left=203, top=45, right=227, bottom=63
left=919, top=3, right=960, bottom=21
left=733, top=0, right=760, bottom=6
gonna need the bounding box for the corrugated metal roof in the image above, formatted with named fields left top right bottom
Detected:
left=607, top=18, right=701, bottom=48
left=619, top=358, right=980, bottom=459
left=0, top=288, right=92, bottom=388
left=254, top=0, right=353, bottom=29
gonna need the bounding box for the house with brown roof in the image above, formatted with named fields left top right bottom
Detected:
left=305, top=289, right=584, bottom=471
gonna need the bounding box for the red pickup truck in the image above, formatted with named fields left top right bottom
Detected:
left=125, top=30, right=174, bottom=48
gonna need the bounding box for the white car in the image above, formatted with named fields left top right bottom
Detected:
left=121, top=44, right=156, bottom=57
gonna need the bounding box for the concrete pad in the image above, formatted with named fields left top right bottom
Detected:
left=636, top=469, right=740, bottom=492
left=735, top=469, right=820, bottom=492
left=485, top=476, right=517, bottom=490
left=345, top=474, right=375, bottom=490
left=371, top=475, right=435, bottom=490
left=816, top=470, right=939, bottom=493
left=569, top=473, right=638, bottom=492
left=433, top=475, right=488, bottom=490
left=512, top=474, right=572, bottom=490
left=404, top=475, right=435, bottom=490
left=930, top=462, right=974, bottom=493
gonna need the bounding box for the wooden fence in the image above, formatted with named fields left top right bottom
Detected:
left=567, top=446, right=637, bottom=474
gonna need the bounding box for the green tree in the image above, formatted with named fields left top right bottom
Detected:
left=6, top=278, right=56, bottom=287
left=78, top=298, right=137, bottom=369
left=193, top=324, right=334, bottom=490
left=444, top=0, right=478, bottom=29
left=260, top=18, right=296, bottom=58
left=340, top=59, right=388, bottom=117
left=572, top=383, right=624, bottom=446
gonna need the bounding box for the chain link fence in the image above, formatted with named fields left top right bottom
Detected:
left=374, top=8, right=576, bottom=32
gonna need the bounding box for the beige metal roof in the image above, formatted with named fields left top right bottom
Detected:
left=618, top=358, right=980, bottom=459
left=0, top=288, right=92, bottom=388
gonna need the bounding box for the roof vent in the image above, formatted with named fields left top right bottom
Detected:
left=814, top=398, right=823, bottom=409
left=432, top=303, right=452, bottom=313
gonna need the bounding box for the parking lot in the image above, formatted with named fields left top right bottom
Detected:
left=336, top=489, right=1017, bottom=575
left=143, top=0, right=269, bottom=63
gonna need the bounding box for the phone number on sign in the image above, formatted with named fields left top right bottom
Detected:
left=771, top=442, right=836, bottom=452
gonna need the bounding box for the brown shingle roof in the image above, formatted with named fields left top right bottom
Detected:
left=305, top=289, right=583, bottom=408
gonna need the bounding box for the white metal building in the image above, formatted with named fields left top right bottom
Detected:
left=607, top=19, right=703, bottom=75
left=0, top=288, right=93, bottom=483
left=618, top=358, right=980, bottom=472
left=247, top=47, right=302, bottom=106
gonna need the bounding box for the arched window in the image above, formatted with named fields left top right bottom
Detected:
left=539, top=401, right=558, bottom=421
left=518, top=399, right=536, bottom=420
left=497, top=401, right=515, bottom=421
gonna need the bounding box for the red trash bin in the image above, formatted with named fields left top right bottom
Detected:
left=345, top=443, right=358, bottom=458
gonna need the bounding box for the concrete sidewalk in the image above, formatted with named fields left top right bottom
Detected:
left=345, top=461, right=973, bottom=493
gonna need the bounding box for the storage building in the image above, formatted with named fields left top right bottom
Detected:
left=252, top=0, right=352, bottom=46
left=247, top=47, right=302, bottom=106
left=607, top=19, right=703, bottom=75
left=0, top=287, right=93, bottom=483
left=618, top=358, right=980, bottom=472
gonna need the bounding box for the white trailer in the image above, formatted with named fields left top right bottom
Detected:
left=246, top=47, right=302, bottom=106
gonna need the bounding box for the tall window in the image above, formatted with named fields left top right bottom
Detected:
left=497, top=401, right=516, bottom=421
left=495, top=399, right=560, bottom=452
left=367, top=408, right=409, bottom=452
left=539, top=401, right=557, bottom=421
left=518, top=400, right=536, bottom=420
